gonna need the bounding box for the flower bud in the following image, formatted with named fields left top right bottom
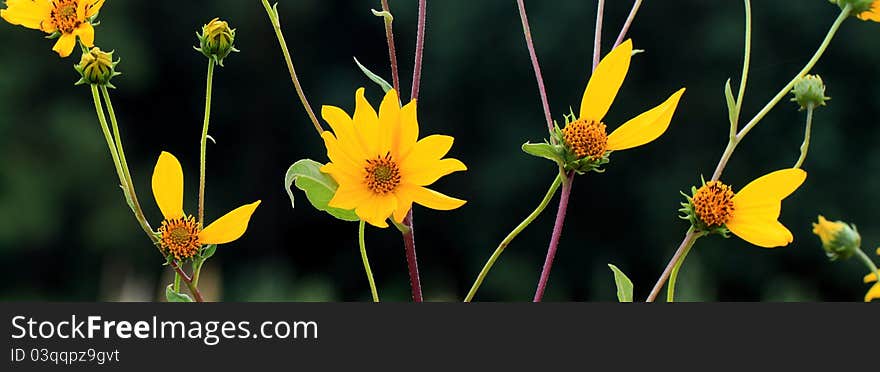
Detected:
left=790, top=74, right=829, bottom=110
left=829, top=0, right=876, bottom=15
left=812, top=215, right=861, bottom=261
left=196, top=18, right=237, bottom=66
left=74, top=47, right=120, bottom=87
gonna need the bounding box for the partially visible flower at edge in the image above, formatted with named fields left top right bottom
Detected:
left=811, top=215, right=860, bottom=261
left=319, top=88, right=467, bottom=228
left=682, top=169, right=807, bottom=248
left=864, top=267, right=880, bottom=302
left=1, top=0, right=105, bottom=57
left=152, top=152, right=260, bottom=260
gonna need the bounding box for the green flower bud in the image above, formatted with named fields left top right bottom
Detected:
left=790, top=74, right=830, bottom=110
left=812, top=215, right=861, bottom=261
left=196, top=18, right=238, bottom=66
left=829, top=0, right=876, bottom=15
left=74, top=47, right=120, bottom=87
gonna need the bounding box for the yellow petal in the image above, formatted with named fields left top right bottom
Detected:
left=85, top=0, right=105, bottom=18
left=726, top=219, right=794, bottom=248
left=321, top=105, right=367, bottom=160
left=320, top=131, right=362, bottom=170
left=320, top=162, right=361, bottom=187
left=75, top=21, right=94, bottom=47
left=378, top=89, right=400, bottom=156
left=151, top=151, right=185, bottom=220
left=327, top=184, right=372, bottom=211
left=406, top=185, right=466, bottom=211
left=400, top=135, right=454, bottom=172
left=52, top=31, right=77, bottom=57
left=0, top=0, right=52, bottom=31
left=392, top=187, right=414, bottom=223
left=353, top=87, right=380, bottom=156
left=199, top=201, right=261, bottom=244
left=857, top=1, right=880, bottom=21
left=865, top=282, right=880, bottom=302
left=865, top=272, right=878, bottom=284
left=726, top=169, right=806, bottom=248
left=606, top=88, right=685, bottom=151
left=393, top=100, right=419, bottom=160
left=405, top=158, right=467, bottom=187
left=355, top=194, right=397, bottom=228
left=579, top=39, right=632, bottom=122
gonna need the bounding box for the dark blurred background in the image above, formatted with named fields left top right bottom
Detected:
left=1, top=0, right=878, bottom=301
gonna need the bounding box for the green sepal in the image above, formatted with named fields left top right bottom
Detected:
left=354, top=57, right=393, bottom=93
left=165, top=284, right=194, bottom=302
left=44, top=31, right=61, bottom=40
left=724, top=78, right=737, bottom=128
left=284, top=159, right=359, bottom=222
left=608, top=264, right=634, bottom=302
left=521, top=141, right=564, bottom=166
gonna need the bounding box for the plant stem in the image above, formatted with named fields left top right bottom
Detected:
left=731, top=0, right=752, bottom=138
left=533, top=172, right=574, bottom=302
left=465, top=174, right=562, bottom=302
left=380, top=0, right=401, bottom=95
left=401, top=211, right=423, bottom=302
left=90, top=86, right=126, bottom=192
left=173, top=271, right=181, bottom=293
left=647, top=227, right=700, bottom=302
left=358, top=221, right=380, bottom=302
left=261, top=0, right=323, bottom=136
left=593, top=0, right=605, bottom=71
left=613, top=0, right=642, bottom=48
left=794, top=105, right=814, bottom=169
left=855, top=247, right=880, bottom=295
left=711, top=5, right=850, bottom=181
left=411, top=0, right=427, bottom=101
left=666, top=229, right=701, bottom=302
left=515, top=0, right=554, bottom=136
left=198, top=60, right=215, bottom=226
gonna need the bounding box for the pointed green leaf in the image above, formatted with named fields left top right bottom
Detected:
left=354, top=57, right=393, bottom=93
left=284, top=159, right=359, bottom=222
left=522, top=142, right=563, bottom=164
left=608, top=264, right=634, bottom=302
left=200, top=244, right=217, bottom=260
left=165, top=284, right=194, bottom=302
left=724, top=78, right=737, bottom=127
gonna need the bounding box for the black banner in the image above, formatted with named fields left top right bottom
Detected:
left=1, top=303, right=873, bottom=370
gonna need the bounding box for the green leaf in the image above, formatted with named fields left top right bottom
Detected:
left=608, top=264, right=634, bottom=302
left=165, top=284, right=194, bottom=302
left=354, top=57, right=393, bottom=93
left=284, top=159, right=359, bottom=222
left=724, top=78, right=737, bottom=127
left=201, top=244, right=216, bottom=260
left=522, top=142, right=562, bottom=164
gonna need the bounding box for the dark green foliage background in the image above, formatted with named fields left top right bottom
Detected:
left=1, top=0, right=877, bottom=301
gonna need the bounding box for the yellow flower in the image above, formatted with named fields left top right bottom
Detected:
left=152, top=152, right=260, bottom=260
left=811, top=215, right=861, bottom=260
left=865, top=270, right=880, bottom=302
left=857, top=0, right=879, bottom=21
left=690, top=169, right=807, bottom=248
left=560, top=39, right=685, bottom=160
left=319, top=88, right=467, bottom=228
left=1, top=0, right=104, bottom=57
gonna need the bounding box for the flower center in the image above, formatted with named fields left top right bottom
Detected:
left=562, top=119, right=608, bottom=159
left=51, top=0, right=81, bottom=34
left=692, top=181, right=736, bottom=227
left=158, top=215, right=201, bottom=260
left=364, top=153, right=401, bottom=194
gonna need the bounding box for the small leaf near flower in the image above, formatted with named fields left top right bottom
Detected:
left=284, top=159, right=359, bottom=222
left=608, top=264, right=634, bottom=302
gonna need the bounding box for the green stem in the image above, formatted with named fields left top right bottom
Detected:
left=192, top=260, right=203, bottom=288
left=261, top=0, right=323, bottom=136
left=173, top=271, right=181, bottom=293
left=731, top=0, right=752, bottom=138
left=794, top=105, right=814, bottom=169
left=711, top=5, right=850, bottom=181
left=464, top=174, right=563, bottom=302
left=198, top=60, right=215, bottom=227
left=666, top=231, right=701, bottom=302
left=358, top=221, right=380, bottom=302
left=90, top=86, right=126, bottom=189
left=855, top=247, right=880, bottom=290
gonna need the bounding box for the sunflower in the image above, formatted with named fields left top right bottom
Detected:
left=319, top=88, right=467, bottom=228
left=152, top=151, right=260, bottom=260
left=1, top=0, right=104, bottom=57
left=559, top=39, right=685, bottom=161
left=856, top=0, right=879, bottom=21
left=689, top=168, right=807, bottom=248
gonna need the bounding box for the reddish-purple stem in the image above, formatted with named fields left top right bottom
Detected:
left=515, top=0, right=553, bottom=135
left=614, top=0, right=642, bottom=48
left=381, top=0, right=401, bottom=94
left=411, top=0, right=427, bottom=101
left=533, top=173, right=574, bottom=302
left=593, top=0, right=605, bottom=71
left=402, top=211, right=423, bottom=302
